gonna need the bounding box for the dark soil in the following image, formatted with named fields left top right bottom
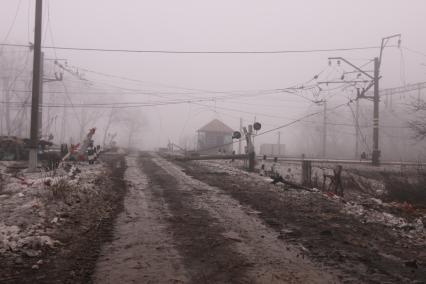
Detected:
left=138, top=153, right=251, bottom=284
left=382, top=173, right=426, bottom=208
left=0, top=153, right=127, bottom=284
left=174, top=159, right=426, bottom=284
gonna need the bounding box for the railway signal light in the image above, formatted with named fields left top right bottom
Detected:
left=253, top=122, right=261, bottom=131
left=232, top=131, right=241, bottom=139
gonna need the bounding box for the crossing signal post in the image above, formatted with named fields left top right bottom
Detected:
left=233, top=122, right=261, bottom=172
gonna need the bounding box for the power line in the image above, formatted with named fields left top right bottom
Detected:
left=54, top=63, right=316, bottom=102
left=46, top=60, right=361, bottom=106
left=65, top=63, right=330, bottom=99
left=402, top=46, right=426, bottom=58
left=196, top=100, right=353, bottom=153
left=255, top=102, right=351, bottom=137
left=0, top=42, right=382, bottom=54
left=0, top=0, right=23, bottom=54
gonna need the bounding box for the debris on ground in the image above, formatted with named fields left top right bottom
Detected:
left=0, top=153, right=126, bottom=283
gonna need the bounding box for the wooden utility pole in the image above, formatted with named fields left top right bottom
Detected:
left=29, top=0, right=43, bottom=171
left=372, top=57, right=380, bottom=166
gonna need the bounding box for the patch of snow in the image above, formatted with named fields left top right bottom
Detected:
left=342, top=201, right=424, bottom=236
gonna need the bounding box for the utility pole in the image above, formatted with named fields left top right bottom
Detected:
left=322, top=100, right=327, bottom=158
left=277, top=131, right=281, bottom=156
left=327, top=56, right=375, bottom=163
left=328, top=34, right=401, bottom=166
left=372, top=57, right=380, bottom=165
left=29, top=0, right=43, bottom=171
left=355, top=92, right=360, bottom=159
left=371, top=33, right=401, bottom=165
left=238, top=117, right=242, bottom=154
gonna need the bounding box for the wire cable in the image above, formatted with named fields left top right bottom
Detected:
left=0, top=42, right=382, bottom=54
left=0, top=0, right=23, bottom=54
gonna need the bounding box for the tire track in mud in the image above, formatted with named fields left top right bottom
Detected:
left=93, top=155, right=189, bottom=283
left=143, top=153, right=340, bottom=284
left=139, top=153, right=252, bottom=284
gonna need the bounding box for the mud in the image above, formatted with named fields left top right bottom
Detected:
left=94, top=155, right=189, bottom=283
left=138, top=153, right=340, bottom=283
left=139, top=154, right=251, bottom=283
left=4, top=152, right=423, bottom=283
left=174, top=158, right=426, bottom=283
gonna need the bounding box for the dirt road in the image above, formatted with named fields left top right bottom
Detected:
left=94, top=153, right=341, bottom=283
left=94, top=155, right=189, bottom=283
left=174, top=158, right=426, bottom=284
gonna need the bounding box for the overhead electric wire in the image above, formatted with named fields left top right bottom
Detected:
left=65, top=63, right=327, bottom=101
left=198, top=100, right=354, bottom=152
left=32, top=63, right=329, bottom=104
left=53, top=63, right=293, bottom=102
left=0, top=0, right=23, bottom=54
left=43, top=11, right=84, bottom=130
left=0, top=42, right=383, bottom=54
left=255, top=101, right=351, bottom=137
left=50, top=61, right=361, bottom=107
left=402, top=46, right=426, bottom=58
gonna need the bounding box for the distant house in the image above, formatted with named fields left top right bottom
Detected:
left=197, top=119, right=234, bottom=154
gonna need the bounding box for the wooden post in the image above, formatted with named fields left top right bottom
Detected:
left=301, top=160, right=312, bottom=186
left=333, top=165, right=343, bottom=196
left=248, top=151, right=255, bottom=172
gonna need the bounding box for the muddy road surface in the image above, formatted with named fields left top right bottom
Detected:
left=94, top=152, right=341, bottom=283
left=91, top=151, right=425, bottom=283
left=174, top=158, right=426, bottom=284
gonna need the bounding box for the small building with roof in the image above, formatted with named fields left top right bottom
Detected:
left=197, top=119, right=234, bottom=154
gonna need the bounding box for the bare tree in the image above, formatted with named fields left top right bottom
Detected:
left=116, top=110, right=147, bottom=149
left=102, top=108, right=118, bottom=147
left=78, top=108, right=105, bottom=142
left=408, top=99, right=426, bottom=140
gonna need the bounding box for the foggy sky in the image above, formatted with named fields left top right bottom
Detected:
left=1, top=0, right=426, bottom=156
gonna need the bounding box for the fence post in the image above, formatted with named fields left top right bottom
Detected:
left=301, top=160, right=312, bottom=186
left=248, top=151, right=255, bottom=172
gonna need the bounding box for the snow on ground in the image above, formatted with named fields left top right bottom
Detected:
left=0, top=161, right=105, bottom=258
